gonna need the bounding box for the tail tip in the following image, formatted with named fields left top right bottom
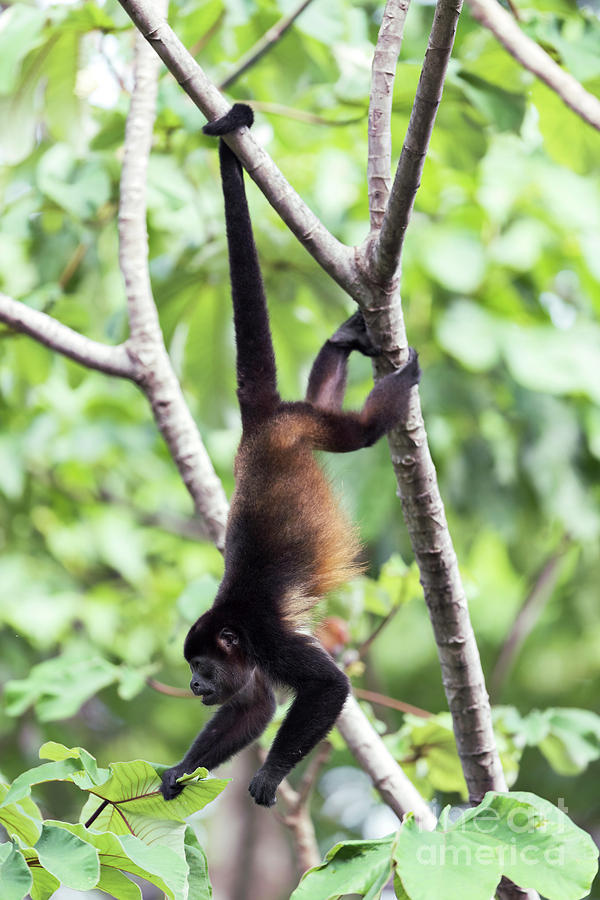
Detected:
left=402, top=348, right=421, bottom=385
left=203, top=103, right=254, bottom=137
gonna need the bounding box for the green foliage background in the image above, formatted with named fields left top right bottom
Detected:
left=0, top=0, right=599, bottom=895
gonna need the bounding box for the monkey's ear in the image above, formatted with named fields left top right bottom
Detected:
left=217, top=627, right=239, bottom=653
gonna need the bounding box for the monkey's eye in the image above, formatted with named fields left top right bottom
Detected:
left=218, top=628, right=239, bottom=651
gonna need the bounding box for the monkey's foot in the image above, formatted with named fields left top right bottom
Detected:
left=248, top=767, right=279, bottom=807
left=329, top=311, right=380, bottom=357
left=160, top=765, right=185, bottom=801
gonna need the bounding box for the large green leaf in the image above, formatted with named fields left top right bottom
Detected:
left=291, top=836, right=395, bottom=900
left=395, top=792, right=598, bottom=900
left=47, top=822, right=179, bottom=899
left=0, top=6, right=46, bottom=94
left=4, top=648, right=149, bottom=721
left=0, top=785, right=43, bottom=846
left=34, top=823, right=100, bottom=891
left=0, top=841, right=33, bottom=900
left=183, top=827, right=213, bottom=900
left=78, top=760, right=228, bottom=853
left=0, top=758, right=85, bottom=809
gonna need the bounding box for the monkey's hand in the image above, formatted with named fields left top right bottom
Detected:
left=329, top=311, right=380, bottom=358
left=248, top=767, right=279, bottom=808
left=160, top=765, right=186, bottom=801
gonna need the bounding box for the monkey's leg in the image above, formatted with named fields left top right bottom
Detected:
left=249, top=635, right=350, bottom=807
left=306, top=311, right=380, bottom=410
left=309, top=348, right=420, bottom=451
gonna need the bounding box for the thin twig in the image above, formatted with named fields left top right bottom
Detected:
left=190, top=10, right=225, bottom=57
left=219, top=0, right=316, bottom=90
left=490, top=538, right=570, bottom=701
left=58, top=242, right=88, bottom=290
left=251, top=100, right=367, bottom=127
left=353, top=687, right=431, bottom=718
left=356, top=605, right=401, bottom=658
left=147, top=677, right=192, bottom=698
left=466, top=0, right=600, bottom=130
left=261, top=744, right=331, bottom=874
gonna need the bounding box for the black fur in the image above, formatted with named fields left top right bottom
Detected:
left=161, top=104, right=420, bottom=807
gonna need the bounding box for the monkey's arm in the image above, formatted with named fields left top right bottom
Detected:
left=250, top=635, right=349, bottom=807
left=161, top=672, right=276, bottom=800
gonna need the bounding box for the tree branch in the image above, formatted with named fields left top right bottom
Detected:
left=466, top=0, right=600, bottom=131
left=373, top=0, right=463, bottom=281
left=116, top=0, right=356, bottom=294
left=219, top=0, right=316, bottom=91
left=118, top=5, right=229, bottom=549
left=337, top=694, right=437, bottom=829
left=367, top=0, right=411, bottom=232
left=0, top=293, right=135, bottom=379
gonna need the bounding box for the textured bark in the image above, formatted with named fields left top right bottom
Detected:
left=374, top=0, right=463, bottom=281
left=118, top=14, right=228, bottom=548
left=368, top=0, right=411, bottom=231
left=467, top=0, right=600, bottom=130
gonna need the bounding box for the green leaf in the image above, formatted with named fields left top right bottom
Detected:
left=48, top=823, right=176, bottom=899
left=532, top=81, right=600, bottom=175
left=421, top=229, right=486, bottom=294
left=35, top=823, right=100, bottom=891
left=0, top=785, right=42, bottom=845
left=0, top=759, right=84, bottom=809
left=176, top=574, right=220, bottom=621
left=184, top=827, right=213, bottom=900
left=37, top=144, right=111, bottom=219
left=29, top=862, right=60, bottom=900
left=396, top=815, right=502, bottom=900
left=0, top=841, right=33, bottom=900
left=77, top=761, right=228, bottom=855
left=4, top=650, right=121, bottom=721
left=96, top=866, right=142, bottom=900
left=478, top=793, right=598, bottom=899
left=503, top=324, right=600, bottom=404
left=536, top=709, right=600, bottom=775
left=436, top=300, right=501, bottom=371
left=0, top=6, right=46, bottom=95
left=394, top=792, right=599, bottom=900
left=291, top=836, right=395, bottom=900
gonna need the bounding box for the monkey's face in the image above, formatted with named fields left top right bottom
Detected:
left=185, top=616, right=253, bottom=705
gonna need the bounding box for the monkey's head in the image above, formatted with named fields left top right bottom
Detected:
left=183, top=609, right=253, bottom=705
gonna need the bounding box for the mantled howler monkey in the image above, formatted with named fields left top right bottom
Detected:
left=161, top=104, right=420, bottom=808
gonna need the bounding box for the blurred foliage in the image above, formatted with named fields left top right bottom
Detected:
left=0, top=0, right=599, bottom=895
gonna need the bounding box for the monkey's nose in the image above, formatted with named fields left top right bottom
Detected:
left=190, top=679, right=203, bottom=696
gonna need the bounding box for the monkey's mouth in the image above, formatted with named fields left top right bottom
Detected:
left=201, top=690, right=217, bottom=705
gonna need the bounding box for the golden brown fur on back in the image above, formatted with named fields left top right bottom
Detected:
left=226, top=406, right=364, bottom=627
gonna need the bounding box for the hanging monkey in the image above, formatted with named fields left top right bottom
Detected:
left=161, top=104, right=420, bottom=807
